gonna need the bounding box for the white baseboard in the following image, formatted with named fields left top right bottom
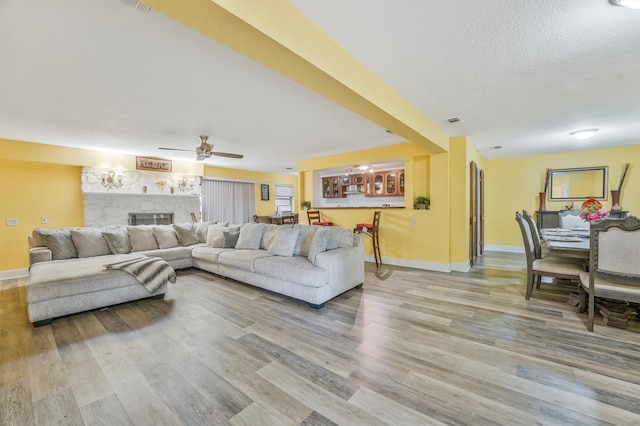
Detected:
left=484, top=245, right=524, bottom=254
left=0, top=268, right=29, bottom=280
left=364, top=255, right=452, bottom=273
left=451, top=261, right=471, bottom=272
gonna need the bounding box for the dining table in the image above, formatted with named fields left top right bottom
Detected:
left=267, top=213, right=297, bottom=225
left=541, top=228, right=590, bottom=259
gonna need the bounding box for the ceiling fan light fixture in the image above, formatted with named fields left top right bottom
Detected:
left=570, top=128, right=599, bottom=140
left=609, top=0, right=640, bottom=9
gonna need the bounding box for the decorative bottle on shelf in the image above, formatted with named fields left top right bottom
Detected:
left=610, top=190, right=622, bottom=211
left=538, top=192, right=546, bottom=211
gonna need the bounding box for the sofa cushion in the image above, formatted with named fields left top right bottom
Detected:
left=71, top=228, right=112, bottom=258
left=173, top=223, right=200, bottom=246
left=138, top=245, right=195, bottom=261
left=39, top=228, right=78, bottom=260
left=128, top=226, right=159, bottom=252
left=102, top=228, right=131, bottom=254
left=268, top=227, right=300, bottom=257
left=191, top=245, right=231, bottom=263
left=217, top=249, right=273, bottom=272
left=236, top=223, right=266, bottom=250
left=307, top=227, right=330, bottom=265
left=223, top=230, right=240, bottom=248
left=253, top=256, right=328, bottom=288
left=153, top=226, right=179, bottom=249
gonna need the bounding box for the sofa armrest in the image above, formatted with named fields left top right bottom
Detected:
left=30, top=247, right=52, bottom=265
left=315, top=245, right=364, bottom=291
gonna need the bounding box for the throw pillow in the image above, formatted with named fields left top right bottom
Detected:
left=42, top=229, right=78, bottom=260
left=193, top=220, right=221, bottom=242
left=173, top=223, right=200, bottom=246
left=222, top=230, right=240, bottom=248
left=206, top=224, right=230, bottom=246
left=153, top=226, right=179, bottom=249
left=102, top=228, right=131, bottom=254
left=127, top=226, right=159, bottom=252
left=236, top=223, right=265, bottom=249
left=267, top=227, right=300, bottom=257
left=293, top=225, right=320, bottom=257
left=260, top=224, right=280, bottom=250
left=207, top=226, right=241, bottom=248
left=71, top=228, right=112, bottom=258
left=307, top=227, right=330, bottom=265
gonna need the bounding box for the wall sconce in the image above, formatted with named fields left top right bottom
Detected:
left=100, top=170, right=124, bottom=190
left=177, top=176, right=195, bottom=192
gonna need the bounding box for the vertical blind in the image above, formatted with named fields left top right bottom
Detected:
left=201, top=178, right=255, bottom=224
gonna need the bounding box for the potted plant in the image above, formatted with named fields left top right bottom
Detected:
left=301, top=200, right=312, bottom=210
left=414, top=196, right=430, bottom=210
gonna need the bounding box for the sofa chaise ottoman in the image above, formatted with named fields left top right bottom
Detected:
left=27, top=253, right=171, bottom=326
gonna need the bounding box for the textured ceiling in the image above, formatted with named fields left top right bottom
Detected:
left=1, top=0, right=639, bottom=173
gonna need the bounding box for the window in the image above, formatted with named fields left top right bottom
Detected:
left=274, top=184, right=294, bottom=215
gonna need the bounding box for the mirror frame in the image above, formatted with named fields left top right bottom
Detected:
left=548, top=166, right=608, bottom=201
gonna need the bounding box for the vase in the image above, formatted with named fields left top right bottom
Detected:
left=610, top=190, right=622, bottom=211
left=538, top=192, right=547, bottom=211
left=582, top=196, right=602, bottom=211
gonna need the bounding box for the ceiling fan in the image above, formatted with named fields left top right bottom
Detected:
left=159, top=135, right=244, bottom=161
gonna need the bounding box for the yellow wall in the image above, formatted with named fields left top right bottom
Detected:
left=203, top=165, right=298, bottom=217
left=484, top=144, right=640, bottom=249
left=0, top=159, right=84, bottom=271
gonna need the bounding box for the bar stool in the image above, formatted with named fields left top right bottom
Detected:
left=307, top=210, right=333, bottom=226
left=354, top=211, right=381, bottom=267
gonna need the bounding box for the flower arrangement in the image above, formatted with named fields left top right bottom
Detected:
left=156, top=180, right=168, bottom=191
left=579, top=197, right=609, bottom=223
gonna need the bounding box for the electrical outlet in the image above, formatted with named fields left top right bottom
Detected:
left=41, top=216, right=48, bottom=224
left=6, top=218, right=18, bottom=226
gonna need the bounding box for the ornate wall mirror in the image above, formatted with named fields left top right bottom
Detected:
left=549, top=166, right=608, bottom=200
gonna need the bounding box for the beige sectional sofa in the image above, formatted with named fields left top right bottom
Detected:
left=27, top=222, right=364, bottom=326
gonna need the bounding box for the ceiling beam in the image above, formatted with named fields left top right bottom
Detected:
left=143, top=0, right=449, bottom=154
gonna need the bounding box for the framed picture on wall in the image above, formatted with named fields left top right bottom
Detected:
left=261, top=184, right=269, bottom=201
left=136, top=156, right=172, bottom=172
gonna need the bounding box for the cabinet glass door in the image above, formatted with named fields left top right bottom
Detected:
left=399, top=172, right=405, bottom=195
left=386, top=172, right=396, bottom=195
left=374, top=174, right=384, bottom=195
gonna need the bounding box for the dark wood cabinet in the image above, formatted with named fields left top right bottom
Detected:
left=322, top=169, right=405, bottom=198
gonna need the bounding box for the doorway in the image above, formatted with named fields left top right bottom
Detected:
left=469, top=161, right=485, bottom=266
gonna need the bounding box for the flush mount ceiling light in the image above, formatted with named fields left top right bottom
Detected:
left=609, top=0, right=640, bottom=9
left=570, top=129, right=599, bottom=140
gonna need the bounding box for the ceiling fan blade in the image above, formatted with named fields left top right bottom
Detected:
left=213, top=151, right=244, bottom=159
left=159, top=147, right=193, bottom=152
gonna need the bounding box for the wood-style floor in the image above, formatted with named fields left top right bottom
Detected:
left=1, top=252, right=639, bottom=426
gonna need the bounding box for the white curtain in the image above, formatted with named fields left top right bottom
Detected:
left=201, top=178, right=255, bottom=224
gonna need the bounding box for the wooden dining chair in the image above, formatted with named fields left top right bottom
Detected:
left=578, top=215, right=640, bottom=331
left=522, top=210, right=587, bottom=266
left=515, top=212, right=586, bottom=300
left=306, top=210, right=332, bottom=226
left=354, top=211, right=381, bottom=267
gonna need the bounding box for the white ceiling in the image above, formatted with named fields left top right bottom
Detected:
left=1, top=0, right=639, bottom=174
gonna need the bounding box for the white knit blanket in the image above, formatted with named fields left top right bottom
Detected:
left=104, top=256, right=176, bottom=292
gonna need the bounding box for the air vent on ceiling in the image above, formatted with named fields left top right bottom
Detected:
left=490, top=145, right=503, bottom=150
left=446, top=117, right=461, bottom=123
left=120, top=0, right=152, bottom=13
